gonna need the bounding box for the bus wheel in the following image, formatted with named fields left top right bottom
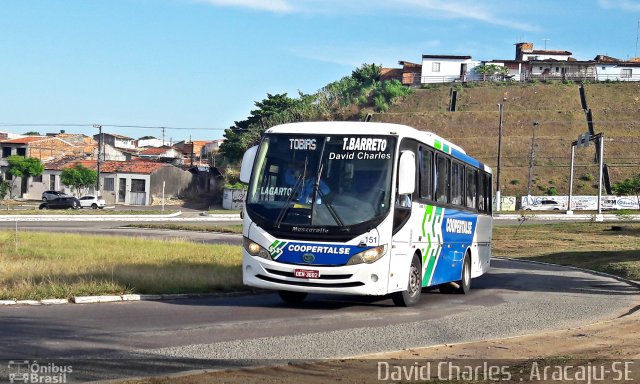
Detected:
left=392, top=254, right=422, bottom=307
left=439, top=252, right=471, bottom=294
left=278, top=290, right=308, bottom=305
left=456, top=253, right=471, bottom=294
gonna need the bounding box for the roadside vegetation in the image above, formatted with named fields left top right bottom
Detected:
left=1, top=222, right=638, bottom=300
left=219, top=63, right=412, bottom=162
left=493, top=222, right=640, bottom=281
left=0, top=231, right=242, bottom=300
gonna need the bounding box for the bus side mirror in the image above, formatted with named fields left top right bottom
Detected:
left=397, top=151, right=416, bottom=195
left=240, top=145, right=258, bottom=183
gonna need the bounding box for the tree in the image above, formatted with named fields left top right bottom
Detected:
left=22, top=131, right=41, bottom=136
left=220, top=93, right=303, bottom=162
left=612, top=174, right=640, bottom=208
left=352, top=63, right=382, bottom=86
left=0, top=177, right=9, bottom=200
left=61, top=164, right=98, bottom=196
left=476, top=64, right=510, bottom=81
left=6, top=156, right=44, bottom=198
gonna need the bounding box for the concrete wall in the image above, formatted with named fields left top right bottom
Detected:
left=149, top=166, right=193, bottom=203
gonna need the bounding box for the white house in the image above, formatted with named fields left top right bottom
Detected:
left=93, top=133, right=136, bottom=150
left=421, top=55, right=481, bottom=84
left=137, top=137, right=172, bottom=148
left=593, top=55, right=640, bottom=81
left=515, top=42, right=572, bottom=61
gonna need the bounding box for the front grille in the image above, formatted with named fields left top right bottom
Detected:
left=265, top=268, right=352, bottom=280
left=256, top=274, right=365, bottom=288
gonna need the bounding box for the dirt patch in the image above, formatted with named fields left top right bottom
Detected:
left=136, top=301, right=640, bottom=383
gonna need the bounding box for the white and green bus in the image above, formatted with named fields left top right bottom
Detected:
left=240, top=122, right=492, bottom=306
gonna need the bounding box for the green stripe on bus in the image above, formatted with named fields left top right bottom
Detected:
left=422, top=205, right=433, bottom=237
left=424, top=251, right=437, bottom=285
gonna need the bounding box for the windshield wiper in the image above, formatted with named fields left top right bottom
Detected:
left=274, top=161, right=307, bottom=228
left=310, top=142, right=344, bottom=227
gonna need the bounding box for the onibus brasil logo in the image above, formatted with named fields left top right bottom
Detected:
left=269, top=240, right=287, bottom=260
left=7, top=360, right=72, bottom=383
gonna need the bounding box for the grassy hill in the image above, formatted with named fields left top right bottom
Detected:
left=371, top=82, right=640, bottom=196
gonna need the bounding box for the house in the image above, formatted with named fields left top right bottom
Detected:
left=514, top=42, right=572, bottom=62
left=93, top=144, right=132, bottom=162
left=480, top=42, right=590, bottom=82
left=203, top=139, right=224, bottom=154
left=381, top=61, right=423, bottom=86
left=174, top=140, right=211, bottom=165
left=593, top=55, right=640, bottom=81
left=0, top=131, right=25, bottom=141
left=138, top=146, right=182, bottom=162
left=39, top=158, right=195, bottom=205
left=0, top=136, right=82, bottom=162
left=0, top=135, right=93, bottom=198
left=93, top=133, right=136, bottom=150
left=137, top=137, right=172, bottom=148
left=420, top=55, right=481, bottom=84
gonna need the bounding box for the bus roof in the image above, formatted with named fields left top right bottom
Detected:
left=266, top=122, right=491, bottom=173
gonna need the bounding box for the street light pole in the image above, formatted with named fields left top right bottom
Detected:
left=527, top=121, right=539, bottom=199
left=496, top=103, right=504, bottom=211
left=94, top=124, right=102, bottom=193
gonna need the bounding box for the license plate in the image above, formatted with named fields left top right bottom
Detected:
left=294, top=269, right=320, bottom=279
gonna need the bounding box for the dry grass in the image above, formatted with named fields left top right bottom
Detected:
left=0, top=231, right=243, bottom=300
left=493, top=222, right=640, bottom=281
left=374, top=82, right=640, bottom=196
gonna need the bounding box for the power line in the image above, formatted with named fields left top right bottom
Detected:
left=0, top=123, right=228, bottom=131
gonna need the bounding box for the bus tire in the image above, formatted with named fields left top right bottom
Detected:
left=439, top=252, right=471, bottom=294
left=392, top=254, right=422, bottom=307
left=278, top=290, right=307, bottom=305
left=455, top=253, right=472, bottom=294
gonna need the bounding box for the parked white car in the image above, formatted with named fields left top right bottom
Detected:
left=523, top=199, right=565, bottom=211
left=79, top=195, right=106, bottom=209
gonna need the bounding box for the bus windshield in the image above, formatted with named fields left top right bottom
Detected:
left=246, top=133, right=396, bottom=237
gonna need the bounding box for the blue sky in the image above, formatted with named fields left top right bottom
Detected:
left=1, top=0, right=639, bottom=142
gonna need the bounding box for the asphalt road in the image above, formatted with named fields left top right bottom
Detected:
left=0, top=259, right=637, bottom=382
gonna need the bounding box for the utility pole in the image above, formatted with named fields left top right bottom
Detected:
left=527, top=121, right=539, bottom=197
left=161, top=127, right=166, bottom=146
left=496, top=103, right=504, bottom=211
left=94, top=124, right=102, bottom=193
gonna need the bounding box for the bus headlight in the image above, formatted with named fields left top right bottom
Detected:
left=243, top=237, right=272, bottom=260
left=346, top=245, right=387, bottom=265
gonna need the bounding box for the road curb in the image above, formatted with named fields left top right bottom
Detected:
left=0, top=291, right=258, bottom=306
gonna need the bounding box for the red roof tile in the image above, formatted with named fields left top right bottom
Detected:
left=1, top=136, right=48, bottom=144
left=46, top=159, right=170, bottom=175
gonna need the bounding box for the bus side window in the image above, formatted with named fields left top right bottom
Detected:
left=419, top=149, right=433, bottom=200
left=451, top=162, right=463, bottom=206
left=484, top=172, right=492, bottom=213
left=466, top=168, right=477, bottom=209
left=478, top=171, right=486, bottom=212
left=435, top=154, right=450, bottom=203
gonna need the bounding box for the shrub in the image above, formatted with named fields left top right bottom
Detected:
left=546, top=187, right=558, bottom=195
left=580, top=173, right=594, bottom=181
left=510, top=179, right=520, bottom=185
left=373, top=95, right=389, bottom=112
